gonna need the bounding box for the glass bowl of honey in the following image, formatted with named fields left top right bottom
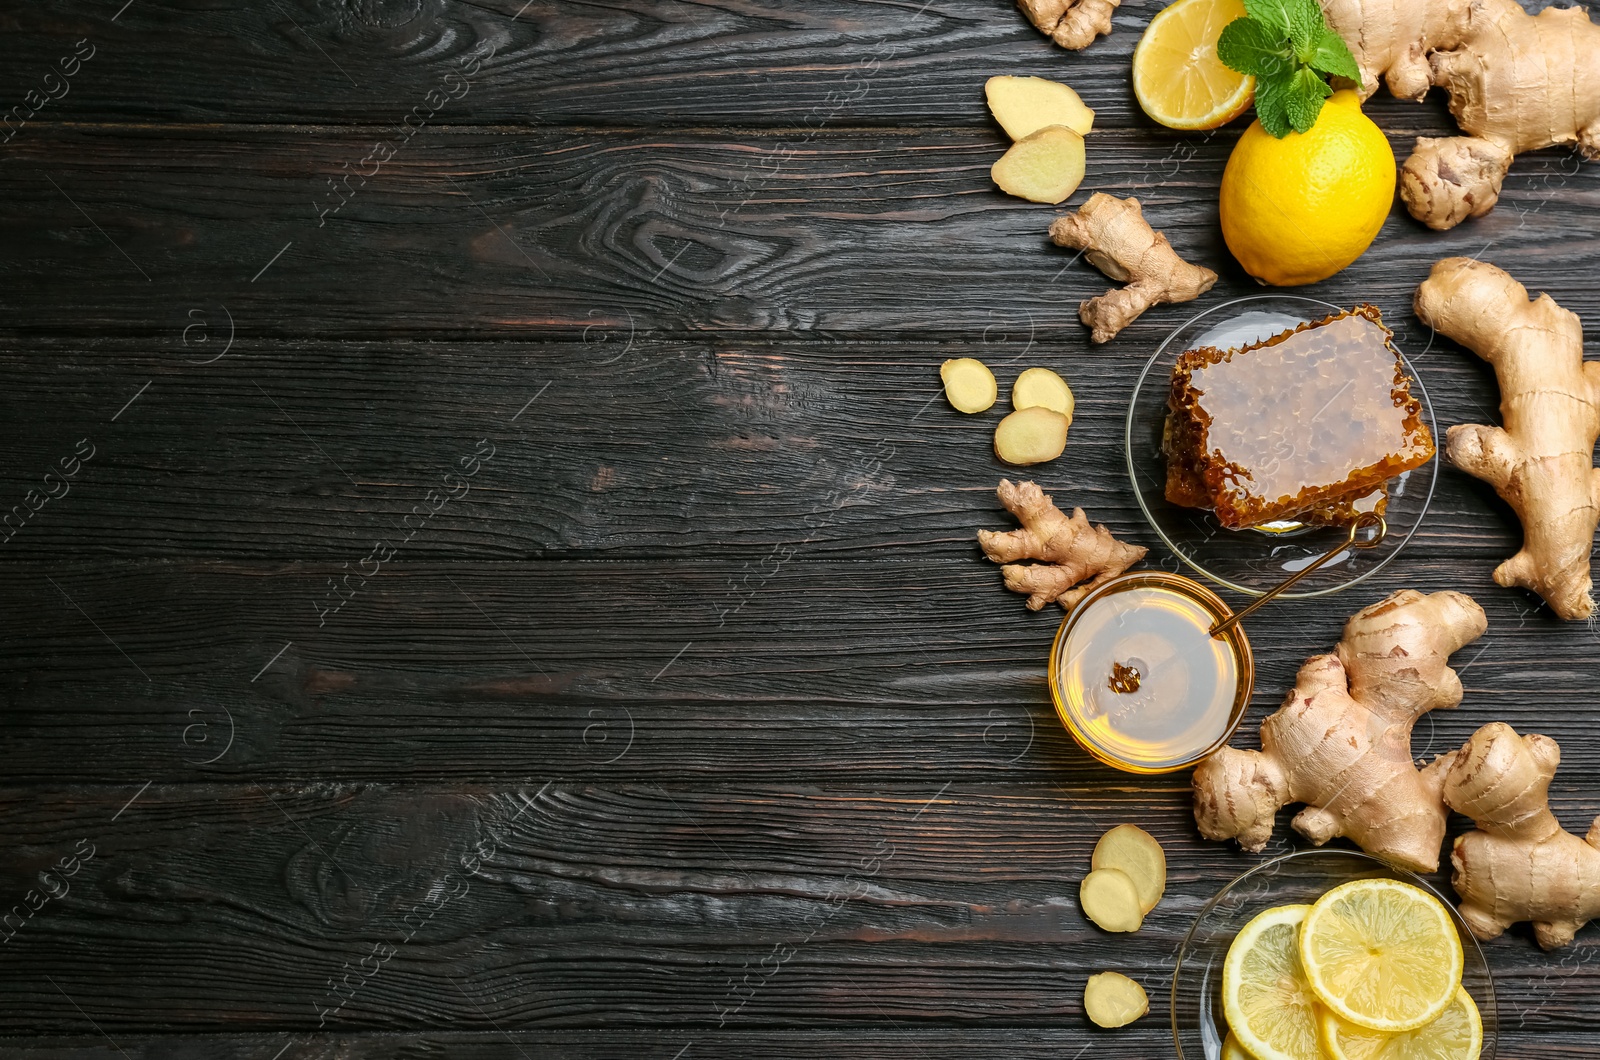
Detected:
left=1126, top=295, right=1439, bottom=598
left=1171, top=849, right=1497, bottom=1060
left=1047, top=571, right=1252, bottom=773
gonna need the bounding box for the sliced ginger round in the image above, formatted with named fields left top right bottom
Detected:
left=994, top=406, right=1069, bottom=465
left=1223, top=904, right=1323, bottom=1060
left=1299, top=879, right=1462, bottom=1033
left=940, top=357, right=997, bottom=413
left=1010, top=367, right=1074, bottom=420
left=985, top=75, right=1095, bottom=140
left=990, top=125, right=1085, bottom=205
left=1090, top=824, right=1165, bottom=914
left=1320, top=987, right=1482, bottom=1060
left=1080, top=867, right=1143, bottom=932
left=1132, top=0, right=1254, bottom=131
left=1083, top=971, right=1148, bottom=1028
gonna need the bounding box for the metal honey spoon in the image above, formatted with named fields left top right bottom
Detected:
left=1209, top=513, right=1389, bottom=639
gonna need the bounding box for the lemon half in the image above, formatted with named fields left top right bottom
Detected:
left=1132, top=0, right=1255, bottom=130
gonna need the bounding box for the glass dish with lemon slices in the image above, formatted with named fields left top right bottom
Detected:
left=1172, top=850, right=1496, bottom=1060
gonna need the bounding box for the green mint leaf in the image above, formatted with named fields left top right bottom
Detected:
left=1310, top=27, right=1362, bottom=85
left=1284, top=0, right=1325, bottom=60
left=1241, top=0, right=1294, bottom=39
left=1217, top=17, right=1294, bottom=79
left=1285, top=66, right=1333, bottom=133
left=1253, top=75, right=1294, bottom=138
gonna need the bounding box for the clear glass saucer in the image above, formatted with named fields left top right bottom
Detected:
left=1125, top=295, right=1438, bottom=598
left=1171, top=849, right=1497, bottom=1060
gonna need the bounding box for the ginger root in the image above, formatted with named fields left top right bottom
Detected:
left=977, top=479, right=1147, bottom=610
left=1080, top=868, right=1144, bottom=932
left=994, top=406, right=1070, bottom=465
left=941, top=357, right=998, bottom=413
left=992, top=124, right=1086, bottom=205
left=1011, top=367, right=1074, bottom=417
left=1083, top=971, right=1148, bottom=1027
left=1016, top=0, right=1120, bottom=50
left=1091, top=824, right=1165, bottom=915
left=1192, top=589, right=1487, bottom=873
left=986, top=76, right=1095, bottom=139
left=1321, top=0, right=1600, bottom=228
left=1414, top=258, right=1600, bottom=620
left=1049, top=194, right=1218, bottom=343
left=1442, top=722, right=1600, bottom=950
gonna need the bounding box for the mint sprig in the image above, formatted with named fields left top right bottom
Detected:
left=1217, top=0, right=1362, bottom=137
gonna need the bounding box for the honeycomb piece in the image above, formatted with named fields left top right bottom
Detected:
left=1164, top=305, right=1433, bottom=529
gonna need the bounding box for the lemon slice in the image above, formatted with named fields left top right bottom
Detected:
left=1299, top=879, right=1463, bottom=1032
left=1223, top=903, right=1323, bottom=1060
left=1320, top=987, right=1483, bottom=1060
left=1221, top=1033, right=1253, bottom=1060
left=1132, top=0, right=1255, bottom=130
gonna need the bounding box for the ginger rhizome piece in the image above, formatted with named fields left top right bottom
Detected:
left=977, top=479, right=1147, bottom=610
left=986, top=76, right=1095, bottom=139
left=1192, top=589, right=1488, bottom=873
left=1016, top=0, right=1120, bottom=50
left=1321, top=0, right=1600, bottom=229
left=1080, top=868, right=1144, bottom=932
left=1011, top=367, right=1074, bottom=417
left=1083, top=971, right=1149, bottom=1027
left=994, top=407, right=1070, bottom=465
left=1091, top=824, right=1166, bottom=915
left=941, top=357, right=998, bottom=413
left=992, top=125, right=1086, bottom=204
left=1415, top=258, right=1600, bottom=620
left=1443, top=722, right=1600, bottom=950
left=1049, top=194, right=1218, bottom=343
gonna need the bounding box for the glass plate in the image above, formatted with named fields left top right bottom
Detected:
left=1171, top=849, right=1497, bottom=1060
left=1125, top=295, right=1438, bottom=598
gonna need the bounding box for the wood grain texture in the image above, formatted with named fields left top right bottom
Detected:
left=0, top=334, right=1524, bottom=560
left=1, top=557, right=1598, bottom=785
left=2, top=1034, right=1600, bottom=1059
left=0, top=0, right=1567, bottom=129
left=0, top=783, right=1595, bottom=1038
left=3, top=0, right=1599, bottom=1052
left=1, top=123, right=1596, bottom=339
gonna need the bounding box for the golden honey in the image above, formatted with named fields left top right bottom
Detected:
left=1049, top=573, right=1252, bottom=773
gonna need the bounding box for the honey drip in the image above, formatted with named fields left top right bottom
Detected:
left=1108, top=661, right=1142, bottom=694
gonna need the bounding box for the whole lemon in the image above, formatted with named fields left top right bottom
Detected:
left=1219, top=90, right=1396, bottom=286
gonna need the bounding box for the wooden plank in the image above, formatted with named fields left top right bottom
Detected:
left=2, top=1031, right=1599, bottom=1059
left=0, top=0, right=1560, bottom=131
left=0, top=0, right=1096, bottom=128
left=0, top=334, right=1520, bottom=560
left=2, top=125, right=1596, bottom=339
left=0, top=558, right=1596, bottom=783
left=0, top=783, right=1593, bottom=1040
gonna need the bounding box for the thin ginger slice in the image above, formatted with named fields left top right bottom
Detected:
left=1080, top=867, right=1144, bottom=932
left=994, top=407, right=1068, bottom=465
left=1011, top=367, right=1074, bottom=418
left=991, top=125, right=1086, bottom=205
left=940, top=357, right=998, bottom=413
left=1091, top=824, right=1166, bottom=914
left=1083, top=971, right=1149, bottom=1028
left=985, top=75, right=1095, bottom=139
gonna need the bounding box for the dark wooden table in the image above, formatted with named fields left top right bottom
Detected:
left=1, top=1, right=1597, bottom=1056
